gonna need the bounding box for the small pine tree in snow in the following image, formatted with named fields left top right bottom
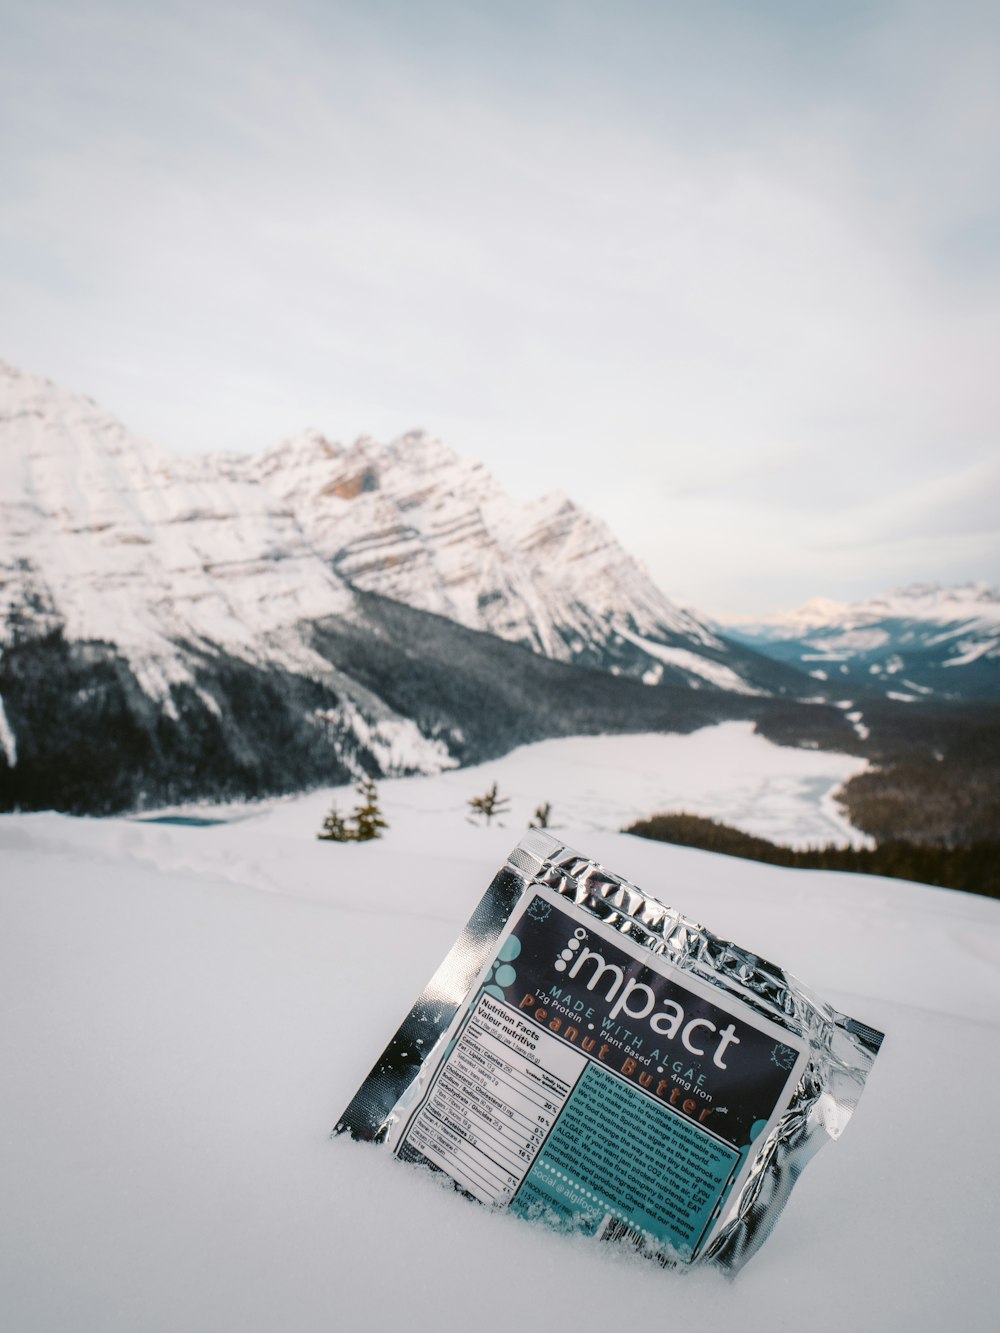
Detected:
left=467, top=781, right=510, bottom=826
left=317, top=803, right=353, bottom=842
left=529, top=801, right=552, bottom=829
left=351, top=777, right=388, bottom=841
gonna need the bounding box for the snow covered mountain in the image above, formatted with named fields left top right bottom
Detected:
left=0, top=362, right=808, bottom=813
left=0, top=361, right=456, bottom=793
left=0, top=365, right=355, bottom=683
left=227, top=427, right=792, bottom=695
left=723, top=584, right=1000, bottom=701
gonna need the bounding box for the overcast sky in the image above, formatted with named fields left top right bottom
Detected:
left=2, top=0, right=998, bottom=616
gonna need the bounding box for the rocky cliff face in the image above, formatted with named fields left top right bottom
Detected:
left=0, top=363, right=453, bottom=792
left=0, top=362, right=354, bottom=673
left=234, top=427, right=796, bottom=694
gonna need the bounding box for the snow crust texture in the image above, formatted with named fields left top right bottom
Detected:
left=2, top=737, right=997, bottom=1333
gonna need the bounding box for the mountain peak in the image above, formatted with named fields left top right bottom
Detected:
left=0, top=364, right=355, bottom=670
left=235, top=425, right=760, bottom=677
left=269, top=428, right=344, bottom=461
left=885, top=581, right=999, bottom=611
left=722, top=582, right=1000, bottom=701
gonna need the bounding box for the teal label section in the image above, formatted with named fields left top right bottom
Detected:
left=511, top=1062, right=739, bottom=1258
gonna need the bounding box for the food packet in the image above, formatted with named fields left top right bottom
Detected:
left=335, top=830, right=883, bottom=1273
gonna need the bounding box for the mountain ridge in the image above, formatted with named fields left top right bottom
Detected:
left=230, top=423, right=752, bottom=686
left=722, top=582, right=1000, bottom=701
left=0, top=360, right=812, bottom=812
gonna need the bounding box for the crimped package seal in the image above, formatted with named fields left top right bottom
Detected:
left=336, top=830, right=883, bottom=1273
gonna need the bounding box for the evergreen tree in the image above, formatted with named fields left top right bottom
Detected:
left=351, top=777, right=388, bottom=841
left=317, top=802, right=353, bottom=842
left=529, top=801, right=552, bottom=829
left=467, top=781, right=510, bottom=826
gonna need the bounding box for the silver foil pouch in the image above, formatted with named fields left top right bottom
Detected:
left=335, top=830, right=883, bottom=1273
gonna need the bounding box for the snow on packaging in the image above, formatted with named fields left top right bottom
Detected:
left=335, top=831, right=883, bottom=1273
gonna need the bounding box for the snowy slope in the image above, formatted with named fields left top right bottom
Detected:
left=237, top=428, right=792, bottom=694
left=0, top=361, right=357, bottom=685
left=2, top=740, right=997, bottom=1333
left=144, top=723, right=873, bottom=851
left=0, top=363, right=463, bottom=796
left=723, top=584, right=1000, bottom=700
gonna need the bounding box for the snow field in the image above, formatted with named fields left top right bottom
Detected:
left=243, top=722, right=871, bottom=853
left=2, top=727, right=999, bottom=1331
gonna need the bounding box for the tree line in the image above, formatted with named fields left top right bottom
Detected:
left=625, top=812, right=1000, bottom=900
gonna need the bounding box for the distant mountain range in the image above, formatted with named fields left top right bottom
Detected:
left=722, top=585, right=1000, bottom=702
left=0, top=361, right=811, bottom=813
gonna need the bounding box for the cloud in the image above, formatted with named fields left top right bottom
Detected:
left=1, top=0, right=998, bottom=612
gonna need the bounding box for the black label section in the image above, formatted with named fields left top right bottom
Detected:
left=501, top=895, right=801, bottom=1149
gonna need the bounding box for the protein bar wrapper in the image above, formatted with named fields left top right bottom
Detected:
left=335, top=830, right=884, bottom=1273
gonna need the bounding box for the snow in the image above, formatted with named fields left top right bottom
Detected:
left=313, top=701, right=457, bottom=777
left=449, top=724, right=867, bottom=849
left=846, top=711, right=871, bottom=741
left=723, top=595, right=850, bottom=637
left=0, top=362, right=356, bottom=694
left=157, top=723, right=865, bottom=854
left=0, top=692, right=16, bottom=766
left=943, top=639, right=994, bottom=667
left=722, top=583, right=1000, bottom=686
left=728, top=582, right=1000, bottom=637
left=810, top=628, right=891, bottom=652
left=615, top=628, right=763, bottom=696
left=901, top=678, right=934, bottom=695
left=2, top=730, right=998, bottom=1333
left=243, top=429, right=725, bottom=673
left=2, top=361, right=769, bottom=704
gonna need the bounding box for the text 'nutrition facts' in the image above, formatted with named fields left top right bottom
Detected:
left=402, top=994, right=588, bottom=1204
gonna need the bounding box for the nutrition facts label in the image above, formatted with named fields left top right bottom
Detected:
left=402, top=993, right=588, bottom=1205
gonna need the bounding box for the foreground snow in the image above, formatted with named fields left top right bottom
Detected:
left=2, top=734, right=998, bottom=1332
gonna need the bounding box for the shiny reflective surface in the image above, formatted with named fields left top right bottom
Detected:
left=336, top=830, right=883, bottom=1274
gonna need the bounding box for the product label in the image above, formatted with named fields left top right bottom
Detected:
left=393, top=888, right=806, bottom=1261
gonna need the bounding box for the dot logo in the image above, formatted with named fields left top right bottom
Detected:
left=554, top=927, right=588, bottom=972
left=482, top=935, right=522, bottom=1000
